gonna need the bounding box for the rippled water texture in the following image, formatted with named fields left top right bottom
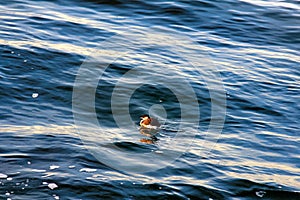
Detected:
left=0, top=0, right=299, bottom=199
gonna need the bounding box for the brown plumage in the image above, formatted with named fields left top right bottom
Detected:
left=139, top=114, right=160, bottom=128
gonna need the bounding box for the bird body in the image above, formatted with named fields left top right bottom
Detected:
left=139, top=114, right=160, bottom=129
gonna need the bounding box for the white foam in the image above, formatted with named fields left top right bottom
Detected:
left=32, top=93, right=39, bottom=98
left=32, top=169, right=46, bottom=173
left=48, top=183, right=58, bottom=190
left=256, top=191, right=266, bottom=198
left=50, top=165, right=60, bottom=170
left=0, top=173, right=8, bottom=179
left=79, top=168, right=97, bottom=173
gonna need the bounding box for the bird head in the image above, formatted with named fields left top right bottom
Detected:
left=140, top=114, right=151, bottom=126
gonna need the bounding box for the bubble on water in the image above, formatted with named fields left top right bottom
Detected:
left=24, top=59, right=27, bottom=62
left=5, top=192, right=10, bottom=196
left=68, top=165, right=76, bottom=169
left=32, top=93, right=39, bottom=98
left=42, top=182, right=48, bottom=185
left=6, top=177, right=12, bottom=181
left=53, top=194, right=60, bottom=199
left=11, top=51, right=14, bottom=54
left=27, top=161, right=31, bottom=165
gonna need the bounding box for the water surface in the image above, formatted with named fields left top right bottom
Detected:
left=0, top=0, right=299, bottom=199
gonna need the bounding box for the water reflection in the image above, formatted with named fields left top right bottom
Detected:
left=139, top=127, right=159, bottom=144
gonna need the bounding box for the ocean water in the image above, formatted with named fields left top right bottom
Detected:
left=0, top=0, right=299, bottom=199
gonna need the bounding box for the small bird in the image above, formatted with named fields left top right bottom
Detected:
left=139, top=114, right=161, bottom=129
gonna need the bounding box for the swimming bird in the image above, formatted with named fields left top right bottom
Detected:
left=139, top=114, right=161, bottom=129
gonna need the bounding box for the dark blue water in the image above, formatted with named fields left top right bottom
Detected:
left=1, top=0, right=300, bottom=199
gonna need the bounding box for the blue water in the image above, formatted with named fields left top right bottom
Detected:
left=1, top=0, right=300, bottom=199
